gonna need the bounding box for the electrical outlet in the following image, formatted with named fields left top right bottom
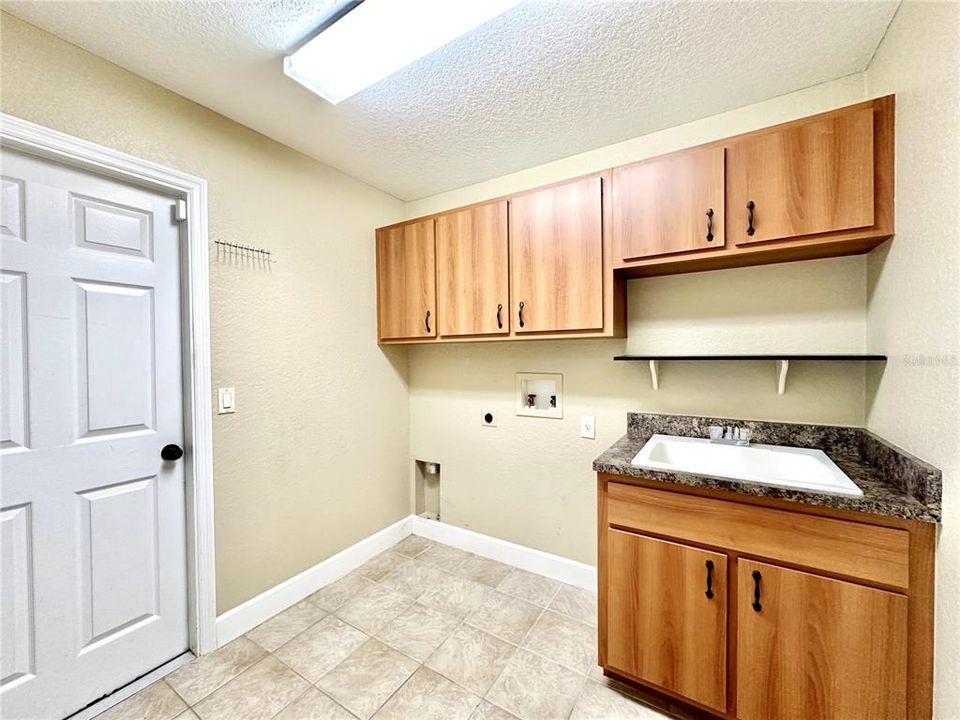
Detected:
left=580, top=415, right=596, bottom=439
left=481, top=408, right=496, bottom=427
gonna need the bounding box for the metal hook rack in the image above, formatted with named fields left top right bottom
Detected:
left=213, top=240, right=276, bottom=263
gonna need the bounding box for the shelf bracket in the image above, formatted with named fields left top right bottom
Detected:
left=648, top=360, right=660, bottom=390
left=777, top=359, right=789, bottom=395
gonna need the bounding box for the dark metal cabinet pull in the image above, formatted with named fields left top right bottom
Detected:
left=424, top=310, right=431, bottom=334
left=751, top=570, right=762, bottom=612
left=704, top=559, right=715, bottom=599
left=518, top=301, right=525, bottom=328
left=497, top=303, right=503, bottom=329
left=706, top=208, right=715, bottom=242
left=746, top=201, right=756, bottom=236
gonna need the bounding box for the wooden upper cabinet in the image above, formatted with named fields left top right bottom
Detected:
left=614, top=146, right=725, bottom=260
left=727, top=106, right=875, bottom=246
left=376, top=219, right=436, bottom=341
left=606, top=529, right=727, bottom=713
left=737, top=560, right=908, bottom=720
left=510, top=176, right=604, bottom=333
left=436, top=201, right=509, bottom=337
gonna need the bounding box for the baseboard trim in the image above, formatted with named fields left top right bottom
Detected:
left=215, top=515, right=414, bottom=646
left=214, top=514, right=597, bottom=648
left=411, top=517, right=597, bottom=592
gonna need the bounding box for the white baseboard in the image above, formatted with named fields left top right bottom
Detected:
left=411, top=517, right=597, bottom=592
left=214, top=514, right=597, bottom=650
left=215, top=515, right=414, bottom=647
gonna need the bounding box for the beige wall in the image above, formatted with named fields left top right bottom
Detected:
left=407, top=76, right=871, bottom=564
left=864, top=2, right=960, bottom=715
left=0, top=13, right=409, bottom=613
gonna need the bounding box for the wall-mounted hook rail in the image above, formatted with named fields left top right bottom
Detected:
left=213, top=240, right=276, bottom=263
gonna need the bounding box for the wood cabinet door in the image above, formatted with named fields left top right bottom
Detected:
left=376, top=219, right=436, bottom=341
left=737, top=560, right=907, bottom=720
left=727, top=106, right=875, bottom=245
left=614, top=147, right=725, bottom=260
left=436, top=201, right=509, bottom=337
left=509, top=176, right=603, bottom=333
left=606, top=529, right=727, bottom=712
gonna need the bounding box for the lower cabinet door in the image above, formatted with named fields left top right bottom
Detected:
left=737, top=560, right=908, bottom=720
left=606, top=529, right=727, bottom=712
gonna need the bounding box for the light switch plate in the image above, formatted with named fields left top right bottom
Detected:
left=218, top=387, right=235, bottom=414
left=580, top=415, right=596, bottom=439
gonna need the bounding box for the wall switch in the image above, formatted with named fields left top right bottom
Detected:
left=218, top=387, right=236, bottom=414
left=481, top=408, right=496, bottom=427
left=580, top=415, right=596, bottom=439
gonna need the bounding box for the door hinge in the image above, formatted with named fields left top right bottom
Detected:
left=175, top=199, right=188, bottom=222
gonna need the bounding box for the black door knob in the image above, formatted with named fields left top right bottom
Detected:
left=161, top=444, right=184, bottom=461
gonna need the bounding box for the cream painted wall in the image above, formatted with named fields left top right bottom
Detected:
left=407, top=77, right=872, bottom=564
left=863, top=2, right=960, bottom=715
left=0, top=13, right=409, bottom=613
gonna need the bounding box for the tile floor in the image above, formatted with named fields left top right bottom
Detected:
left=96, top=536, right=674, bottom=720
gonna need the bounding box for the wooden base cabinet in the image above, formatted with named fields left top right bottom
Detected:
left=598, top=475, right=934, bottom=720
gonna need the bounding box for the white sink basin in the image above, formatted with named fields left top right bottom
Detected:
left=630, top=434, right=863, bottom=497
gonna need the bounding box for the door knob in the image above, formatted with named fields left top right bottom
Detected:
left=161, top=444, right=184, bottom=461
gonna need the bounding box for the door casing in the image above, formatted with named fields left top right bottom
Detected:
left=0, top=112, right=217, bottom=656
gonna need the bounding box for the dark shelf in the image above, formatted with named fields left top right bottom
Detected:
left=614, top=354, right=887, bottom=361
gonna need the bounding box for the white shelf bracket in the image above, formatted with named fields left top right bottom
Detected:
left=648, top=360, right=660, bottom=390
left=777, top=359, right=789, bottom=395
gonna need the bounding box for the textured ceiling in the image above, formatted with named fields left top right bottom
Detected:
left=4, top=1, right=898, bottom=200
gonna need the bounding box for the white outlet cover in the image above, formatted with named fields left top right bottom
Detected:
left=481, top=408, right=496, bottom=427
left=580, top=415, right=596, bottom=439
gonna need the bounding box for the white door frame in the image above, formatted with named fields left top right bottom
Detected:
left=0, top=113, right=218, bottom=656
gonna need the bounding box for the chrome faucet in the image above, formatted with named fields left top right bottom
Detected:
left=708, top=425, right=752, bottom=446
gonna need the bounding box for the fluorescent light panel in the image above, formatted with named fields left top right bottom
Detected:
left=284, top=0, right=521, bottom=105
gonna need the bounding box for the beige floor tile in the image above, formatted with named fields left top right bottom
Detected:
left=192, top=656, right=307, bottom=720
left=496, top=569, right=561, bottom=607
left=570, top=681, right=668, bottom=719
left=419, top=573, right=495, bottom=619
left=373, top=666, right=481, bottom=720
left=174, top=710, right=200, bottom=720
left=274, top=614, right=369, bottom=683
left=97, top=680, right=186, bottom=720
left=165, top=637, right=266, bottom=706
left=376, top=602, right=461, bottom=661
left=245, top=601, right=326, bottom=652
left=273, top=686, right=357, bottom=720
left=465, top=592, right=542, bottom=644
left=549, top=585, right=598, bottom=627
left=487, top=648, right=585, bottom=720
left=356, top=551, right=409, bottom=581
left=417, top=543, right=473, bottom=572
left=426, top=624, right=515, bottom=696
left=470, top=700, right=520, bottom=720
left=392, top=535, right=433, bottom=558
left=377, top=559, right=447, bottom=599
left=523, top=610, right=596, bottom=674
left=455, top=555, right=514, bottom=587
left=336, top=583, right=413, bottom=634
left=318, top=639, right=418, bottom=720
left=308, top=573, right=376, bottom=613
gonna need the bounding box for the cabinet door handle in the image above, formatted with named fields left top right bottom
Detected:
left=746, top=201, right=756, bottom=236
left=705, top=208, right=715, bottom=243
left=751, top=569, right=762, bottom=612
left=425, top=309, right=431, bottom=334
left=704, top=559, right=715, bottom=599
left=518, top=301, right=525, bottom=328
left=497, top=303, right=503, bottom=329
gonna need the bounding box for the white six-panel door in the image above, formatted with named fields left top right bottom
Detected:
left=1, top=149, right=188, bottom=719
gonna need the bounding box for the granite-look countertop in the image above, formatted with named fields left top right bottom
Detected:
left=593, top=413, right=942, bottom=523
